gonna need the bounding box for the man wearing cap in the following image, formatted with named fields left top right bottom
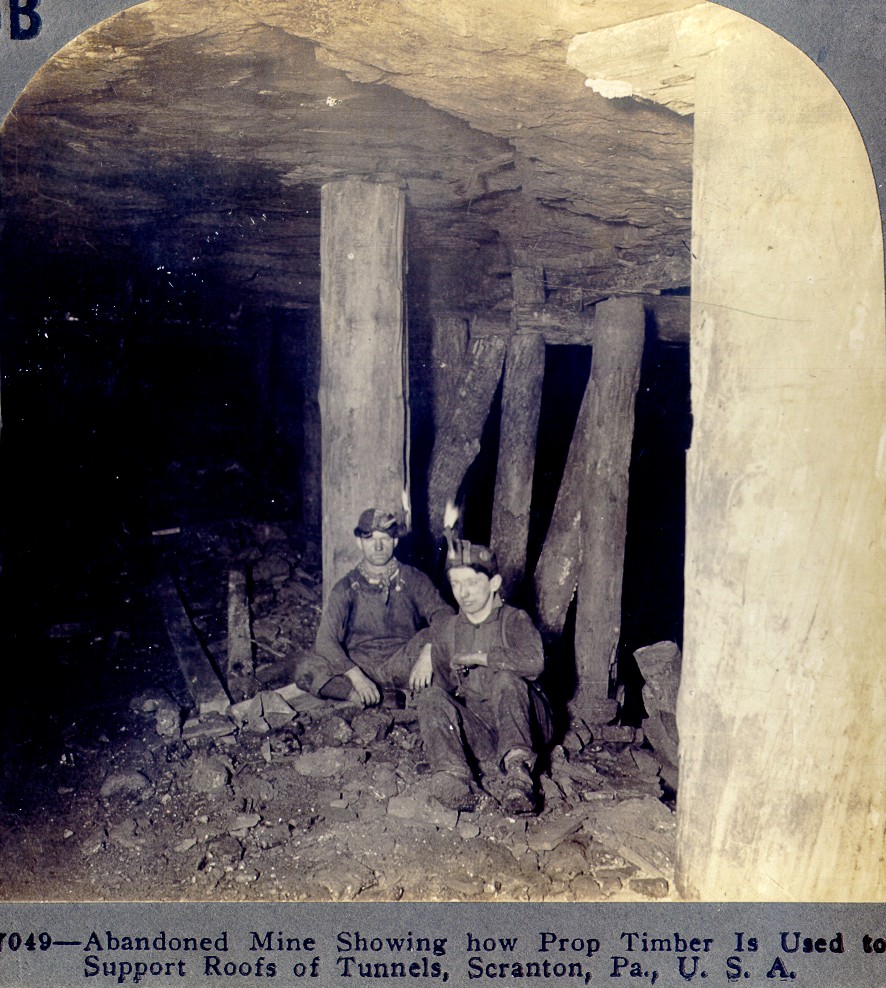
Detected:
left=293, top=507, right=453, bottom=707
left=415, top=537, right=552, bottom=815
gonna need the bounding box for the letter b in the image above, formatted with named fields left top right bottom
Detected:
left=10, top=0, right=42, bottom=40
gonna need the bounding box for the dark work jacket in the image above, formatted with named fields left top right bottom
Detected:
left=314, top=563, right=452, bottom=677
left=429, top=601, right=545, bottom=701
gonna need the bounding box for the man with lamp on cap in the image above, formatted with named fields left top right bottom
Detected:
left=415, top=528, right=552, bottom=815
left=293, top=506, right=452, bottom=707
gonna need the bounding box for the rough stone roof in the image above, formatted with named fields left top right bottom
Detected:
left=1, top=0, right=697, bottom=318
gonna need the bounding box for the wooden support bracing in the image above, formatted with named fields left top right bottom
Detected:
left=491, top=263, right=546, bottom=599
left=512, top=303, right=591, bottom=342
left=572, top=296, right=645, bottom=723
left=319, top=179, right=407, bottom=597
left=533, top=339, right=595, bottom=634
left=430, top=314, right=469, bottom=436
left=678, top=29, right=886, bottom=899
left=427, top=319, right=507, bottom=535
left=225, top=567, right=255, bottom=702
left=300, top=309, right=322, bottom=531
left=512, top=295, right=687, bottom=345
left=531, top=296, right=644, bottom=723
left=510, top=262, right=546, bottom=310
left=490, top=331, right=545, bottom=599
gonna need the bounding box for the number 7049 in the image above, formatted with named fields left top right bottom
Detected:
left=0, top=933, right=53, bottom=951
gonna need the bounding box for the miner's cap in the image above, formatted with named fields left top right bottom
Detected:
left=445, top=538, right=499, bottom=577
left=354, top=507, right=404, bottom=539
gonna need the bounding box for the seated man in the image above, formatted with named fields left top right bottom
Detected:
left=415, top=537, right=551, bottom=815
left=293, top=507, right=452, bottom=707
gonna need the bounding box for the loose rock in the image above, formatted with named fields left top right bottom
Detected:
left=154, top=703, right=181, bottom=738
left=189, top=756, right=230, bottom=793
left=526, top=811, right=585, bottom=853
left=629, top=876, right=670, bottom=899
left=228, top=813, right=262, bottom=834
left=387, top=794, right=458, bottom=830
left=100, top=770, right=153, bottom=800
left=253, top=554, right=290, bottom=584
left=542, top=838, right=591, bottom=880
left=292, top=747, right=354, bottom=778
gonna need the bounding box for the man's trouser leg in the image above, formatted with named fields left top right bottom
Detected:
left=294, top=645, right=411, bottom=699
left=373, top=644, right=412, bottom=690
left=292, top=652, right=343, bottom=697
left=487, top=671, right=538, bottom=766
left=417, top=685, right=498, bottom=780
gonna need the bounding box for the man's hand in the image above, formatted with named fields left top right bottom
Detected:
left=344, top=666, right=381, bottom=707
left=449, top=651, right=488, bottom=674
left=408, top=644, right=434, bottom=690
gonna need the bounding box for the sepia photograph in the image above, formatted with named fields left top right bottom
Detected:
left=0, top=0, right=882, bottom=906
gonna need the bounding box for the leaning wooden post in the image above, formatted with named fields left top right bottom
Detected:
left=320, top=179, right=408, bottom=599
left=426, top=320, right=506, bottom=535
left=155, top=575, right=230, bottom=717
left=572, top=296, right=645, bottom=726
left=533, top=358, right=594, bottom=634
left=430, top=315, right=469, bottom=436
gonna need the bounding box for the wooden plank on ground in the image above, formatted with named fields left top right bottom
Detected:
left=155, top=574, right=230, bottom=716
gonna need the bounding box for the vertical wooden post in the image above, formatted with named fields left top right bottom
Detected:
left=491, top=265, right=546, bottom=599
left=490, top=330, right=544, bottom=598
left=225, top=567, right=254, bottom=702
left=572, top=296, right=645, bottom=725
left=678, top=24, right=886, bottom=900
left=320, top=180, right=407, bottom=597
left=300, top=309, right=322, bottom=531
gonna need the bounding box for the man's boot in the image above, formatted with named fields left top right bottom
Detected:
left=501, top=747, right=536, bottom=815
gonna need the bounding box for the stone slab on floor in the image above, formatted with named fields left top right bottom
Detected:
left=580, top=795, right=676, bottom=878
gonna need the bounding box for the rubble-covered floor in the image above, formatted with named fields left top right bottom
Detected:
left=0, top=516, right=677, bottom=902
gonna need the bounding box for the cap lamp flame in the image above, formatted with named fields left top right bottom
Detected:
left=443, top=500, right=459, bottom=532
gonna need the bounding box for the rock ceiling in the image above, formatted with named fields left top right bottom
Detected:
left=1, top=0, right=697, bottom=320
